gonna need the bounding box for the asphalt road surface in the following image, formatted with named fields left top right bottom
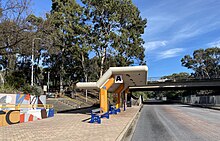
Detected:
left=131, top=104, right=220, bottom=141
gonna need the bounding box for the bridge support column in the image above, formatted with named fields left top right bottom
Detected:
left=127, top=91, right=132, bottom=107
left=100, top=77, right=114, bottom=113
left=123, top=88, right=129, bottom=111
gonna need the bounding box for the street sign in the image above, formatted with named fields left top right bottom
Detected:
left=115, top=75, right=123, bottom=83
left=43, top=85, right=47, bottom=92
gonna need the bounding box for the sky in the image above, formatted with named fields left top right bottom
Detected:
left=31, top=0, right=220, bottom=77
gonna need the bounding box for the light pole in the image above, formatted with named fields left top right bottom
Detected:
left=31, top=38, right=41, bottom=86
left=47, top=71, right=50, bottom=92
left=85, top=74, right=88, bottom=102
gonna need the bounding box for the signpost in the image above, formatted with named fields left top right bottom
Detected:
left=115, top=75, right=123, bottom=83
left=43, top=85, right=47, bottom=95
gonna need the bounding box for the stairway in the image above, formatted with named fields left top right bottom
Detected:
left=47, top=90, right=99, bottom=113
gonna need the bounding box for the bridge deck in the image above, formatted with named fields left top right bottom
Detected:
left=130, top=79, right=220, bottom=91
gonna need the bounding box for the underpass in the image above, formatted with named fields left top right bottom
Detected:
left=131, top=104, right=220, bottom=141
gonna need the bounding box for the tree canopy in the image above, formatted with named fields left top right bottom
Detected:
left=82, top=0, right=147, bottom=76
left=161, top=72, right=191, bottom=81
left=0, top=0, right=147, bottom=93
left=181, top=47, right=220, bottom=79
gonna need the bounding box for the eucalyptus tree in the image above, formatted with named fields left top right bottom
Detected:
left=50, top=0, right=91, bottom=91
left=82, top=0, right=147, bottom=77
left=161, top=72, right=191, bottom=81
left=0, top=0, right=32, bottom=73
left=0, top=0, right=36, bottom=88
left=181, top=47, right=220, bottom=79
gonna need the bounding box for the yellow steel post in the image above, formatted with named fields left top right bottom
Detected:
left=100, top=88, right=108, bottom=112
left=115, top=84, right=124, bottom=109
left=125, top=87, right=129, bottom=94
left=104, top=77, right=114, bottom=90
left=99, top=77, right=114, bottom=113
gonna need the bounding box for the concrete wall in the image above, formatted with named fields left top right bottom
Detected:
left=182, top=95, right=220, bottom=106
left=0, top=93, right=54, bottom=126
left=0, top=93, right=46, bottom=105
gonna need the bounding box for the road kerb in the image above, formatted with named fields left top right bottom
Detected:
left=116, top=105, right=143, bottom=141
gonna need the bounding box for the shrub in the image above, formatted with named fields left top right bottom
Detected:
left=22, top=85, right=43, bottom=96
left=0, top=83, right=17, bottom=94
left=5, top=72, right=26, bottom=89
left=32, top=85, right=43, bottom=96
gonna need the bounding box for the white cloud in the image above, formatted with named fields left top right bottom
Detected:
left=157, top=48, right=184, bottom=60
left=141, top=0, right=220, bottom=44
left=144, top=40, right=168, bottom=52
left=207, top=40, right=220, bottom=47
left=172, top=19, right=220, bottom=42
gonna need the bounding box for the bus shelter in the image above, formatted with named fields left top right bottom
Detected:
left=76, top=66, right=148, bottom=112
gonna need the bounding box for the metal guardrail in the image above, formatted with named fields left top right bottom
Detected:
left=0, top=104, right=53, bottom=109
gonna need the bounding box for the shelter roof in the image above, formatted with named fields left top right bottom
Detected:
left=76, top=66, right=148, bottom=92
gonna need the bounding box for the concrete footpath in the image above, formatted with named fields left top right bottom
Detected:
left=0, top=106, right=141, bottom=141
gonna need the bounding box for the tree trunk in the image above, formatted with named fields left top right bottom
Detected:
left=100, top=47, right=106, bottom=77
left=0, top=73, right=4, bottom=85
left=81, top=52, right=87, bottom=81
left=60, top=73, right=63, bottom=93
left=60, top=47, right=64, bottom=93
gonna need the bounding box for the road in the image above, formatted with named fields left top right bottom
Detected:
left=131, top=104, right=220, bottom=141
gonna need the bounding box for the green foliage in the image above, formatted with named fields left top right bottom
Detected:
left=31, top=85, right=43, bottom=96
left=132, top=91, right=149, bottom=100
left=0, top=83, right=17, bottom=94
left=1, top=0, right=147, bottom=92
left=48, top=0, right=90, bottom=90
left=22, top=85, right=43, bottom=96
left=0, top=83, right=43, bottom=96
left=181, top=47, right=220, bottom=79
left=82, top=0, right=147, bottom=77
left=5, top=71, right=26, bottom=89
left=161, top=91, right=183, bottom=99
left=161, top=72, right=191, bottom=81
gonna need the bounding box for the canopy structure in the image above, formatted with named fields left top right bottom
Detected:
left=76, top=66, right=148, bottom=112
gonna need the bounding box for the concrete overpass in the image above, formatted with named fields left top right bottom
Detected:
left=76, top=65, right=220, bottom=112
left=129, top=79, right=220, bottom=91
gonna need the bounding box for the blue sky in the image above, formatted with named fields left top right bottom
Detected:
left=31, top=0, right=220, bottom=77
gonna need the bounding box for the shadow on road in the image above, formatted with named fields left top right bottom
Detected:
left=143, top=100, right=180, bottom=105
